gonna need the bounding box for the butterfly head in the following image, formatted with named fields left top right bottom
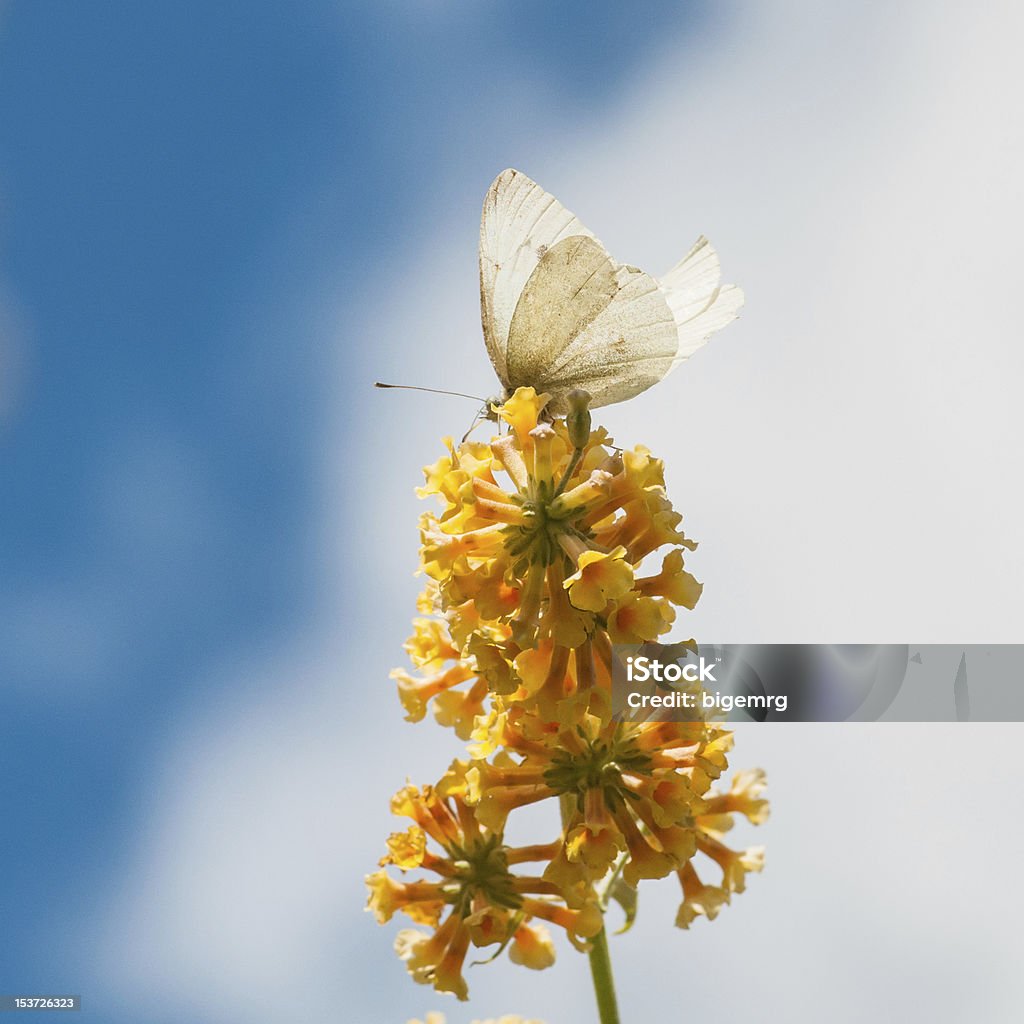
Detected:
left=481, top=389, right=515, bottom=423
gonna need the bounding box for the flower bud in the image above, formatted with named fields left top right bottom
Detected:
left=565, top=389, right=592, bottom=450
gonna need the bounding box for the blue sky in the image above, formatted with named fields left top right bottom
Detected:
left=0, top=0, right=717, bottom=1014
left=3, top=3, right=1023, bottom=1023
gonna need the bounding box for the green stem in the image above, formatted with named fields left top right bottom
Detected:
left=552, top=446, right=584, bottom=498
left=587, top=926, right=621, bottom=1024
left=557, top=770, right=621, bottom=1022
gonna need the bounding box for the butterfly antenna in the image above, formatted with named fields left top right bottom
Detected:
left=374, top=382, right=486, bottom=403
left=461, top=407, right=489, bottom=443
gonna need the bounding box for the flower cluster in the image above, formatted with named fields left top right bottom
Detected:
left=366, top=774, right=601, bottom=1001
left=370, top=388, right=767, bottom=1002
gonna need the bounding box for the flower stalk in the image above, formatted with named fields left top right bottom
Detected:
left=371, top=387, right=769, bottom=1013
left=587, top=927, right=620, bottom=1024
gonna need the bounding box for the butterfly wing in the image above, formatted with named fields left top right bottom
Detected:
left=658, top=235, right=745, bottom=367
left=528, top=262, right=679, bottom=412
left=504, top=234, right=623, bottom=389
left=479, top=169, right=743, bottom=412
left=479, top=169, right=601, bottom=386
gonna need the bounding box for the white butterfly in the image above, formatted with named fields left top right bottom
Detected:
left=479, top=168, right=743, bottom=415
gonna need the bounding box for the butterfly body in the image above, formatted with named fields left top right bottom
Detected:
left=478, top=169, right=743, bottom=415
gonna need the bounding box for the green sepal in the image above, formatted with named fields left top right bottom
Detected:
left=605, top=873, right=639, bottom=935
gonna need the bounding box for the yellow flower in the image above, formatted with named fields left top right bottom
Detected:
left=564, top=546, right=634, bottom=613
left=675, top=861, right=730, bottom=929
left=508, top=921, right=556, bottom=969
left=397, top=388, right=700, bottom=728
left=670, top=769, right=769, bottom=928
left=405, top=617, right=460, bottom=670
left=368, top=775, right=601, bottom=1000
left=636, top=548, right=702, bottom=609
left=703, top=767, right=770, bottom=826
left=432, top=681, right=491, bottom=740
left=396, top=917, right=471, bottom=1001
left=463, top=712, right=731, bottom=890
left=695, top=835, right=765, bottom=894
left=606, top=592, right=675, bottom=643
left=392, top=662, right=475, bottom=724
left=382, top=826, right=427, bottom=870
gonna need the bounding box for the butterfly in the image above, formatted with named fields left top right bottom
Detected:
left=478, top=168, right=744, bottom=415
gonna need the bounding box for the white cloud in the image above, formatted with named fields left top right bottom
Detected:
left=91, top=2, right=1024, bottom=1021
